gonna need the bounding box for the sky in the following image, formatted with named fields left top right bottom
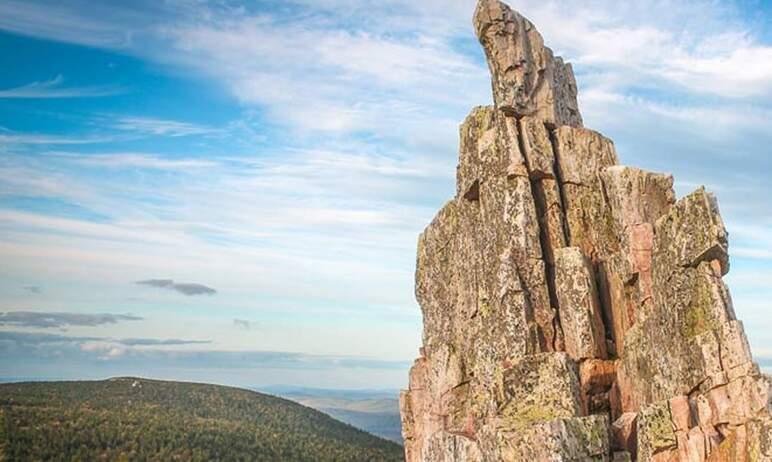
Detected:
left=0, top=0, right=771, bottom=390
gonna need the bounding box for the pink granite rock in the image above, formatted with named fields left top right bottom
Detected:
left=473, top=0, right=582, bottom=127
left=401, top=1, right=772, bottom=460
left=555, top=247, right=608, bottom=361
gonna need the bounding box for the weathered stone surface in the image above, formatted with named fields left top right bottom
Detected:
left=555, top=247, right=608, bottom=360
left=421, top=433, right=484, bottom=462
left=519, top=116, right=557, bottom=179
left=497, top=415, right=610, bottom=461
left=474, top=0, right=582, bottom=127
left=669, top=395, right=692, bottom=432
left=599, top=166, right=676, bottom=348
left=637, top=401, right=676, bottom=461
left=519, top=116, right=569, bottom=265
left=654, top=188, right=729, bottom=276
left=601, top=166, right=675, bottom=245
left=581, top=359, right=616, bottom=415
left=497, top=353, right=582, bottom=430
left=553, top=126, right=619, bottom=263
left=599, top=251, right=638, bottom=356
left=612, top=412, right=638, bottom=457
left=685, top=427, right=708, bottom=462
left=554, top=127, right=618, bottom=186
left=581, top=359, right=617, bottom=395
left=534, top=177, right=568, bottom=265
left=614, top=188, right=743, bottom=417
left=746, top=417, right=772, bottom=460
left=456, top=106, right=493, bottom=200
left=402, top=1, right=771, bottom=461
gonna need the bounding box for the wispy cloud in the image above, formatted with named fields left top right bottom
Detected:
left=0, top=131, right=117, bottom=145
left=0, top=210, right=184, bottom=246
left=49, top=152, right=218, bottom=171
left=120, top=338, right=211, bottom=346
left=136, top=279, right=217, bottom=296
left=734, top=248, right=772, bottom=260
left=0, top=311, right=142, bottom=328
left=0, top=331, right=102, bottom=344
left=0, top=330, right=408, bottom=369
left=159, top=4, right=487, bottom=135
left=79, top=341, right=129, bottom=359
left=0, top=0, right=150, bottom=49
left=0, top=75, right=122, bottom=98
left=111, top=116, right=219, bottom=137
left=78, top=338, right=212, bottom=358
left=0, top=331, right=208, bottom=346
left=0, top=331, right=210, bottom=361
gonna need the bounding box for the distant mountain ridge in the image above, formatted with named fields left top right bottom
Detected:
left=0, top=378, right=404, bottom=461
left=258, top=384, right=399, bottom=400
left=257, top=385, right=403, bottom=443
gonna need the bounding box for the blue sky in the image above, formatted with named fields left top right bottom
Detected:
left=0, top=0, right=771, bottom=390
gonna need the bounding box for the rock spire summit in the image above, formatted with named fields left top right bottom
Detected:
left=474, top=0, right=582, bottom=127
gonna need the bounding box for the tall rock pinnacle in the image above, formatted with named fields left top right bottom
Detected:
left=474, top=0, right=582, bottom=127
left=400, top=1, right=772, bottom=461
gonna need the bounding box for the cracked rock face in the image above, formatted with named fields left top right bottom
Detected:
left=400, top=1, right=772, bottom=461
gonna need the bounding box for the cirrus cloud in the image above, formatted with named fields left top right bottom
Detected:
left=0, top=75, right=123, bottom=98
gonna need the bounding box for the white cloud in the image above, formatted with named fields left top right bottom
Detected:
left=49, top=152, right=219, bottom=170
left=734, top=248, right=772, bottom=260
left=160, top=7, right=488, bottom=135
left=0, top=0, right=148, bottom=48
left=725, top=223, right=772, bottom=262
left=111, top=117, right=220, bottom=137
left=0, top=75, right=123, bottom=98
left=580, top=88, right=772, bottom=135
left=660, top=40, right=772, bottom=98
left=0, top=132, right=117, bottom=145
left=0, top=159, right=98, bottom=200
left=80, top=341, right=128, bottom=359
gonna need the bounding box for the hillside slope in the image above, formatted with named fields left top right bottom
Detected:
left=0, top=378, right=404, bottom=462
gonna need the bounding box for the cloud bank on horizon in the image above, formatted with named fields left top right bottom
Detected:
left=0, top=0, right=771, bottom=388
left=0, top=311, right=142, bottom=328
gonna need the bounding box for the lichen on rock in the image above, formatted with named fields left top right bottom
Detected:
left=400, top=1, right=772, bottom=461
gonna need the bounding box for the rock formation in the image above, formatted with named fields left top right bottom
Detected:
left=399, top=1, right=772, bottom=460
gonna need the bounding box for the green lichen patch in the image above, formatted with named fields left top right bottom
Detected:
left=637, top=401, right=676, bottom=459
left=680, top=270, right=720, bottom=339
left=563, top=414, right=609, bottom=452
left=500, top=403, right=561, bottom=431
left=497, top=353, right=582, bottom=431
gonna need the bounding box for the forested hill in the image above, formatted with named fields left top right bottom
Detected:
left=0, top=378, right=404, bottom=462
